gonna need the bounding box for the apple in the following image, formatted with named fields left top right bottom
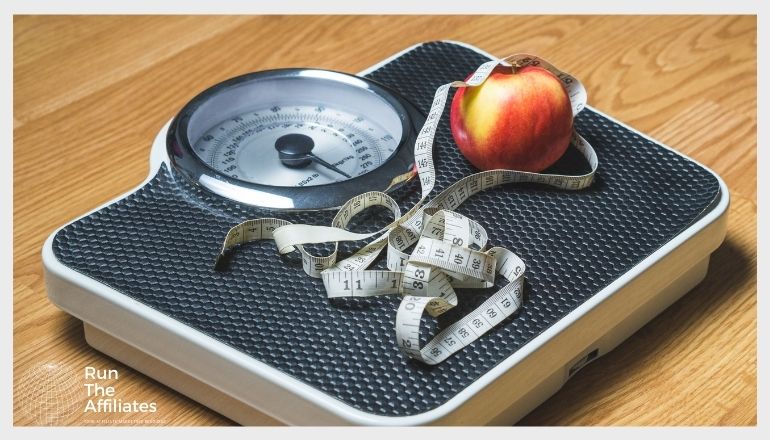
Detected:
left=449, top=64, right=573, bottom=173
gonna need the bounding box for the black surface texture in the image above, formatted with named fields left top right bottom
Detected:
left=52, top=42, right=721, bottom=418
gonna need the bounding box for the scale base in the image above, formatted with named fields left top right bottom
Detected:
left=44, top=41, right=730, bottom=425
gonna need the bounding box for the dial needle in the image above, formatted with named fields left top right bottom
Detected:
left=307, top=153, right=352, bottom=179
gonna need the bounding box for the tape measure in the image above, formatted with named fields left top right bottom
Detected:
left=215, top=53, right=597, bottom=365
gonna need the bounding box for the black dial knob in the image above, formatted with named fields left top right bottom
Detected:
left=275, top=133, right=315, bottom=168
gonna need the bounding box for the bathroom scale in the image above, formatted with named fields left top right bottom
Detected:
left=43, top=41, right=729, bottom=425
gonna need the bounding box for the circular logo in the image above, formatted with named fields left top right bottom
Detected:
left=17, top=361, right=82, bottom=425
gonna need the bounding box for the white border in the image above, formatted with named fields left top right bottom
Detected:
left=6, top=0, right=762, bottom=14
left=41, top=41, right=730, bottom=426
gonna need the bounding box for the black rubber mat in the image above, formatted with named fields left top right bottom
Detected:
left=52, top=41, right=721, bottom=418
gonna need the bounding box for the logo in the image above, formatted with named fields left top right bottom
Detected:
left=17, top=362, right=82, bottom=425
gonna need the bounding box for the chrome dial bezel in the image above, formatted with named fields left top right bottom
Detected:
left=167, top=68, right=423, bottom=210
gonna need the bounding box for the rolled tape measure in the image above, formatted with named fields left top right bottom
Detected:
left=215, top=53, right=598, bottom=365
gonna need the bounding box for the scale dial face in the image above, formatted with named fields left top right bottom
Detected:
left=168, top=69, right=422, bottom=210
left=193, top=105, right=399, bottom=187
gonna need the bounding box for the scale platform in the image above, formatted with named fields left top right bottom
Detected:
left=42, top=41, right=728, bottom=425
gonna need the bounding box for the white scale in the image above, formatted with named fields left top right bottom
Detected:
left=42, top=42, right=729, bottom=425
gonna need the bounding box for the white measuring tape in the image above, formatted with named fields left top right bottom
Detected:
left=215, top=53, right=598, bottom=365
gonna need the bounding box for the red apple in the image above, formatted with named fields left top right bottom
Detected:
left=449, top=64, right=573, bottom=173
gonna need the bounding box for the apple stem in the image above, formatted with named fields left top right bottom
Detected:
left=510, top=60, right=526, bottom=73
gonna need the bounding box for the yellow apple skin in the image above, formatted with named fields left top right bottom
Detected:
left=449, top=65, right=573, bottom=173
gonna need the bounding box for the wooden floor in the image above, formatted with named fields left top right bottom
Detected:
left=13, top=15, right=756, bottom=426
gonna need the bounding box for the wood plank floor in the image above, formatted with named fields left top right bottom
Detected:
left=13, top=15, right=756, bottom=426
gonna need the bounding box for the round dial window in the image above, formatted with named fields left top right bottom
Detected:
left=168, top=69, right=423, bottom=210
